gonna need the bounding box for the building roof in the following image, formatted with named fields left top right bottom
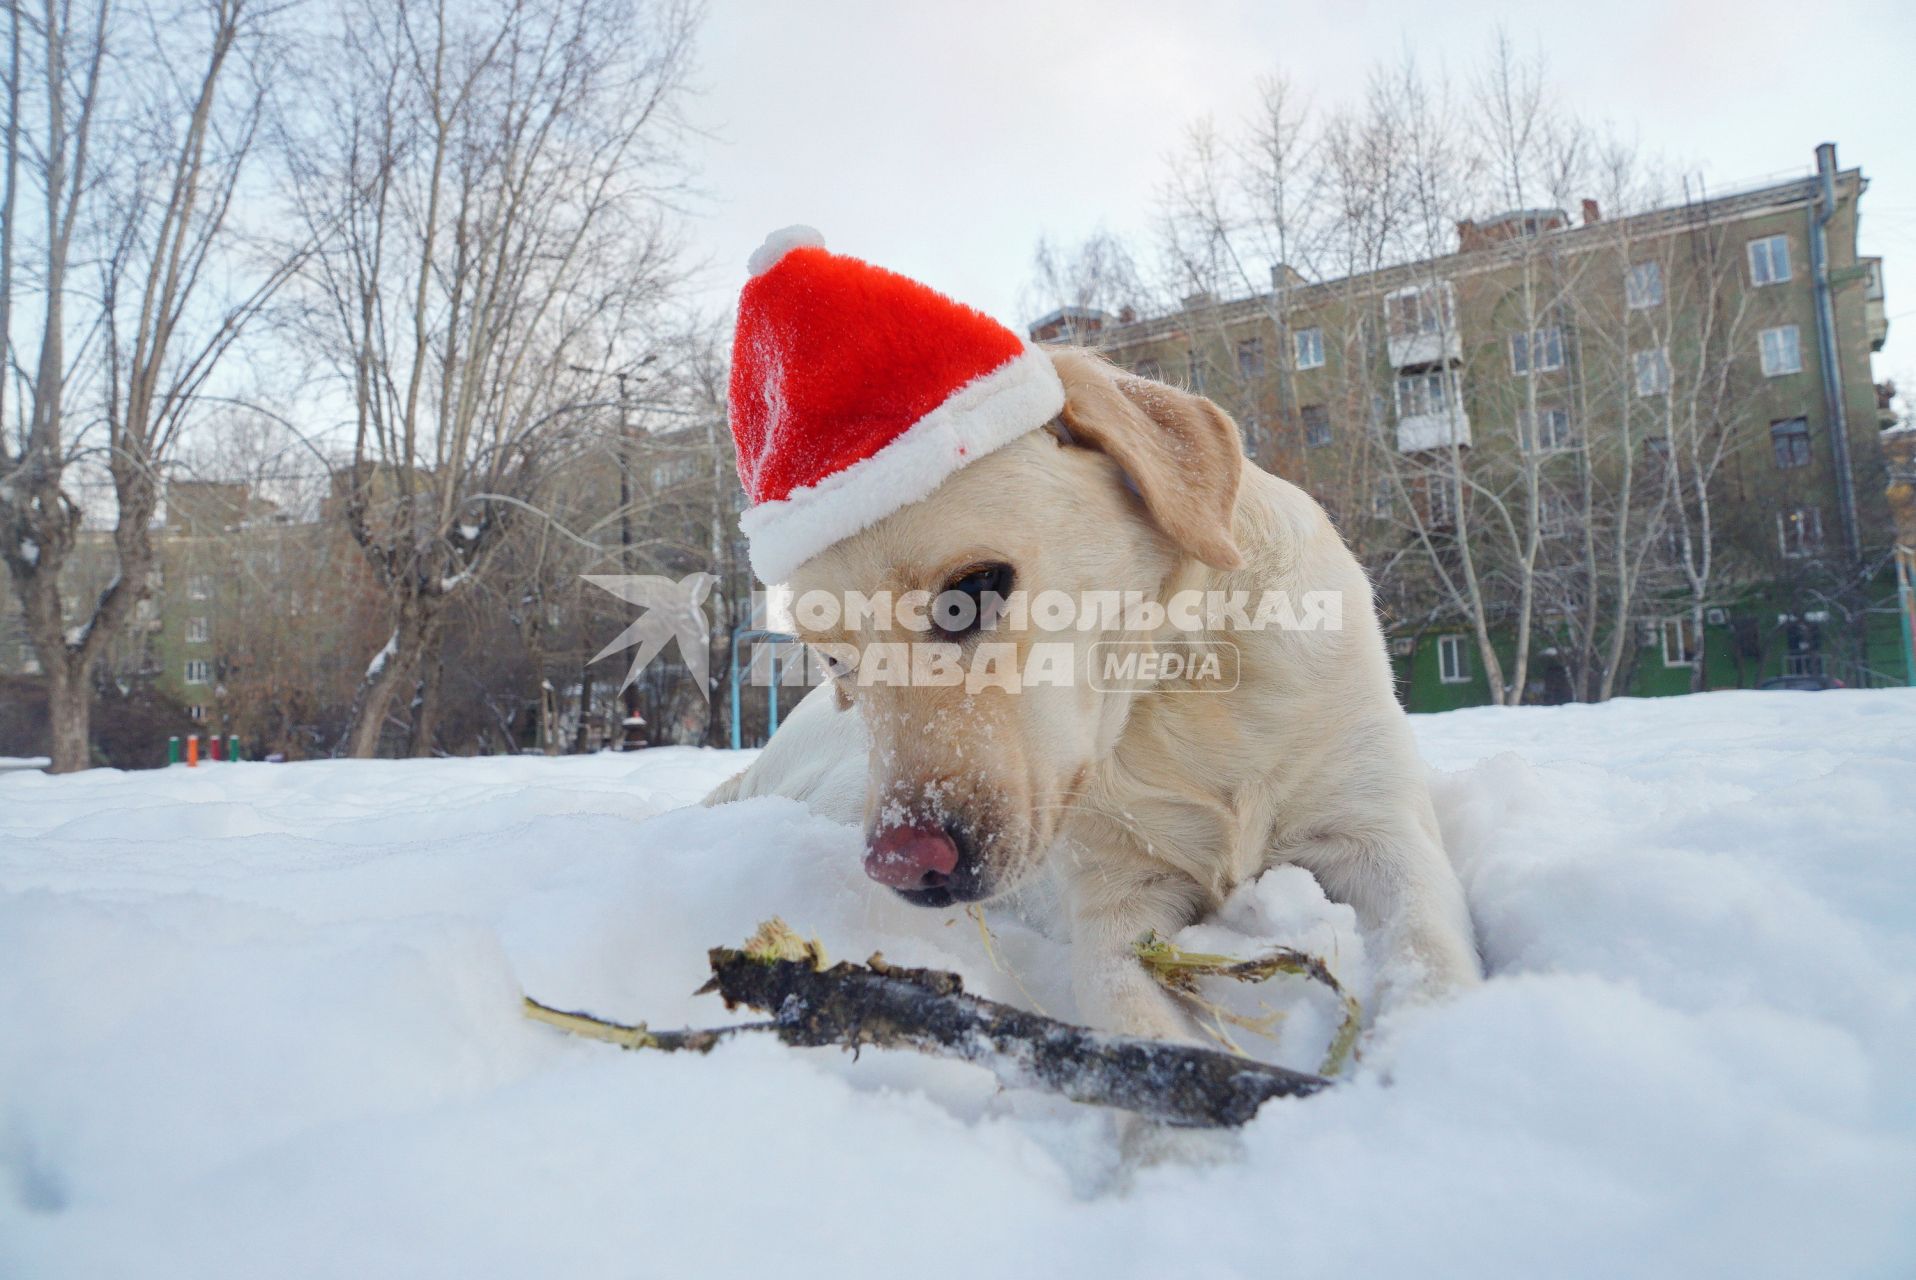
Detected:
left=1043, top=167, right=1865, bottom=349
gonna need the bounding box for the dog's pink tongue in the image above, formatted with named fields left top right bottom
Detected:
left=864, top=824, right=959, bottom=889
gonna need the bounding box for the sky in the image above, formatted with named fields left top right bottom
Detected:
left=682, top=0, right=1916, bottom=400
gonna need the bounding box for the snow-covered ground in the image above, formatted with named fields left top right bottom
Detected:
left=3, top=691, right=1914, bottom=1278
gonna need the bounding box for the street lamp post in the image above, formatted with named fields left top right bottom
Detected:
left=571, top=358, right=672, bottom=751
left=611, top=370, right=644, bottom=749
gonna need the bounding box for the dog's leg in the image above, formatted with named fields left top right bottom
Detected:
left=1285, top=828, right=1482, bottom=1007
left=1058, top=858, right=1248, bottom=1169
left=1062, top=860, right=1209, bottom=1042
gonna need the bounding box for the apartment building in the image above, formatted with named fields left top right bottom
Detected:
left=1034, top=143, right=1904, bottom=706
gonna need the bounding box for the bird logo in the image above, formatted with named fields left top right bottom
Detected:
left=584, top=572, right=716, bottom=701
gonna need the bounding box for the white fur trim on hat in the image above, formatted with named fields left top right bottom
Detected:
left=739, top=343, right=1064, bottom=584
left=747, top=225, right=826, bottom=277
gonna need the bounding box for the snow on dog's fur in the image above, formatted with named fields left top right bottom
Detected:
left=706, top=349, right=1480, bottom=1039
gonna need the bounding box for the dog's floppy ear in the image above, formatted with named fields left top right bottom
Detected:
left=1051, top=349, right=1245, bottom=571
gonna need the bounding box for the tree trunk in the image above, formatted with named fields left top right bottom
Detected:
left=1689, top=599, right=1708, bottom=695
left=408, top=656, right=444, bottom=757
left=573, top=664, right=593, bottom=754
left=45, top=657, right=91, bottom=774
left=341, top=608, right=434, bottom=759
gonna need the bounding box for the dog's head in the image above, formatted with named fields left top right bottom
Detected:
left=785, top=350, right=1245, bottom=906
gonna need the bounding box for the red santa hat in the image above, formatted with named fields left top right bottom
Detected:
left=728, top=227, right=1064, bottom=584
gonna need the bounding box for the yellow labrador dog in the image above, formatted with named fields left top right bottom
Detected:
left=707, top=349, right=1480, bottom=1041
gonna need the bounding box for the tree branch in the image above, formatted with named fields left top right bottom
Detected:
left=523, top=921, right=1333, bottom=1129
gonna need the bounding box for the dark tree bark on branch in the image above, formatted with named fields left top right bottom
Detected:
left=524, top=926, right=1333, bottom=1129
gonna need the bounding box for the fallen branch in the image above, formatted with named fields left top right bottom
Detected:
left=523, top=920, right=1331, bottom=1128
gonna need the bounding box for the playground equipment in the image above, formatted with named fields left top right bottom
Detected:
left=169, top=734, right=245, bottom=766
left=726, top=627, right=801, bottom=751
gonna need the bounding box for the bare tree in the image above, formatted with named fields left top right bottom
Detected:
left=1653, top=189, right=1756, bottom=693
left=1023, top=228, right=1154, bottom=339
left=289, top=0, right=700, bottom=757
left=0, top=0, right=297, bottom=771
left=1123, top=40, right=1781, bottom=707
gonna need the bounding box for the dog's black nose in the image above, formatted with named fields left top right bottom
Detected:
left=864, top=822, right=959, bottom=891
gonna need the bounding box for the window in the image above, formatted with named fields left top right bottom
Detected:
left=1237, top=337, right=1266, bottom=379
left=1371, top=479, right=1393, bottom=518
left=1770, top=417, right=1811, bottom=470
left=1294, top=327, right=1325, bottom=370
left=1134, top=358, right=1162, bottom=382
left=1540, top=490, right=1575, bottom=537
left=1509, top=327, right=1564, bottom=375
left=188, top=705, right=205, bottom=722
left=1633, top=347, right=1670, bottom=397
left=1661, top=617, right=1699, bottom=667
left=1394, top=369, right=1451, bottom=418
left=184, top=659, right=212, bottom=685
left=187, top=574, right=213, bottom=600
left=649, top=456, right=698, bottom=488
left=1747, top=234, right=1791, bottom=286
left=1777, top=506, right=1823, bottom=558
left=1518, top=406, right=1574, bottom=450
left=185, top=616, right=209, bottom=644
left=1426, top=475, right=1456, bottom=528
left=1759, top=324, right=1802, bottom=376
left=1385, top=283, right=1454, bottom=338
left=1237, top=409, right=1264, bottom=457
left=1662, top=520, right=1688, bottom=565
left=1437, top=634, right=1470, bottom=684
left=1626, top=261, right=1663, bottom=309
left=1301, top=404, right=1333, bottom=448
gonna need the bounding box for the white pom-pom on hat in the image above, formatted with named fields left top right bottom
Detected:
left=747, top=225, right=826, bottom=277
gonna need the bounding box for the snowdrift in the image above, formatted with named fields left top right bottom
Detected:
left=3, top=691, right=1914, bottom=1278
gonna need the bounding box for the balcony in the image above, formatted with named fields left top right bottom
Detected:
left=1387, top=328, right=1462, bottom=369
left=1396, top=409, right=1472, bottom=453
left=1393, top=367, right=1469, bottom=452
left=1384, top=281, right=1460, bottom=369
left=1865, top=257, right=1888, bottom=352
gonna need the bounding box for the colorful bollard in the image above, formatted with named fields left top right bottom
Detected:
left=186, top=735, right=199, bottom=767
left=228, top=735, right=241, bottom=762
left=168, top=735, right=181, bottom=765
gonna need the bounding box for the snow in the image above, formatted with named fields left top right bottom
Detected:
left=363, top=630, right=398, bottom=679
left=746, top=223, right=825, bottom=276
left=3, top=691, right=1915, bottom=1278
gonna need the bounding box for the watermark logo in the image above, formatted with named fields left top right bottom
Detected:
left=1088, top=640, right=1240, bottom=692
left=584, top=573, right=716, bottom=701
left=586, top=579, right=1343, bottom=698
left=776, top=587, right=1341, bottom=636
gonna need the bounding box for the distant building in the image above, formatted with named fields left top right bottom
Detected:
left=1044, top=143, right=1905, bottom=704
left=1027, top=305, right=1124, bottom=345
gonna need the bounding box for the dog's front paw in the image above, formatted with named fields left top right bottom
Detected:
left=1375, top=919, right=1484, bottom=1010
left=1074, top=952, right=1202, bottom=1044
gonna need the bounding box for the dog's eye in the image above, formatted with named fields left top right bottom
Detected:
left=933, top=562, right=1014, bottom=639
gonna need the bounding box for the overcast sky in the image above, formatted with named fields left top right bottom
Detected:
left=683, top=0, right=1916, bottom=394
